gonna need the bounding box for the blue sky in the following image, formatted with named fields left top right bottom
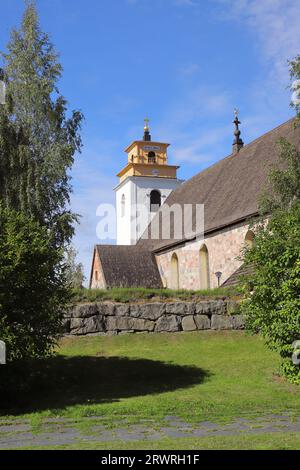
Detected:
left=1, top=0, right=300, bottom=281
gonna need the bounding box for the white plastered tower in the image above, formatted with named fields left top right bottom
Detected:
left=115, top=119, right=182, bottom=245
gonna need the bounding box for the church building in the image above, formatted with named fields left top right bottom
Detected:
left=90, top=116, right=299, bottom=290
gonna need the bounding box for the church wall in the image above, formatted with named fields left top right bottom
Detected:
left=156, top=220, right=254, bottom=290
left=116, top=179, right=134, bottom=245
left=90, top=249, right=106, bottom=289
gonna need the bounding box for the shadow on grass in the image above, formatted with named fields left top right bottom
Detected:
left=0, top=355, right=209, bottom=415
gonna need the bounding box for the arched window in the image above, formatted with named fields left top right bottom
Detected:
left=150, top=190, right=161, bottom=212
left=199, top=244, right=210, bottom=289
left=95, top=271, right=98, bottom=281
left=245, top=230, right=255, bottom=248
left=171, top=253, right=179, bottom=290
left=148, top=151, right=156, bottom=163
left=121, top=194, right=125, bottom=217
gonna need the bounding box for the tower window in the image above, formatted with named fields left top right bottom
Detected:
left=148, top=151, right=156, bottom=163
left=150, top=190, right=161, bottom=212
left=121, top=194, right=125, bottom=217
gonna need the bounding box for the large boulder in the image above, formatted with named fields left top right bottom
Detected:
left=70, top=315, right=105, bottom=335
left=211, top=315, right=234, bottom=330
left=105, top=316, right=154, bottom=332
left=182, top=315, right=197, bottom=331
left=71, top=303, right=99, bottom=318
left=195, top=300, right=226, bottom=315
left=139, top=302, right=166, bottom=320
left=155, top=315, right=181, bottom=332
left=165, top=302, right=195, bottom=315
left=114, top=304, right=130, bottom=317
left=97, top=302, right=115, bottom=316
left=129, top=304, right=142, bottom=318
left=233, top=315, right=246, bottom=329
left=194, top=314, right=211, bottom=330
left=61, top=317, right=71, bottom=334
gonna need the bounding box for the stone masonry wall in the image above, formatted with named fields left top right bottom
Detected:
left=63, top=300, right=244, bottom=336
left=156, top=220, right=254, bottom=290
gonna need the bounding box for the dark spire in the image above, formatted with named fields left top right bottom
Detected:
left=143, top=117, right=151, bottom=141
left=232, top=108, right=244, bottom=154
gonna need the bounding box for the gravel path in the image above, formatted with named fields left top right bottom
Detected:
left=0, top=414, right=300, bottom=449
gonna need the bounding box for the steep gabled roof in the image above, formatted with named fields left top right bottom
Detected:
left=222, top=263, right=255, bottom=287
left=138, top=119, right=299, bottom=252
left=95, top=245, right=162, bottom=288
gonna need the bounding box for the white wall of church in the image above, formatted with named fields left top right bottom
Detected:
left=115, top=176, right=182, bottom=245
left=156, top=220, right=254, bottom=290
left=115, top=179, right=133, bottom=245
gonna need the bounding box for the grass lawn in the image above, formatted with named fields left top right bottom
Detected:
left=20, top=433, right=300, bottom=451
left=71, top=286, right=237, bottom=303
left=1, top=331, right=300, bottom=449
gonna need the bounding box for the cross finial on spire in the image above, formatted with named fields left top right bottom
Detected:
left=144, top=117, right=150, bottom=130
left=232, top=108, right=244, bottom=154
left=143, top=116, right=151, bottom=141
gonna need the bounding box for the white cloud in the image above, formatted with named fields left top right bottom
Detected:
left=171, top=124, right=232, bottom=164
left=216, top=0, right=300, bottom=82
left=154, top=84, right=233, bottom=167
left=175, top=0, right=197, bottom=5
left=160, top=86, right=232, bottom=129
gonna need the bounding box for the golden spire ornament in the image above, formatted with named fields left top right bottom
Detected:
left=143, top=117, right=151, bottom=141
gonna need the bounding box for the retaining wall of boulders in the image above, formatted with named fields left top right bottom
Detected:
left=63, top=300, right=245, bottom=336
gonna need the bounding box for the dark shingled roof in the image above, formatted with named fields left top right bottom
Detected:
left=96, top=245, right=162, bottom=288
left=222, top=263, right=255, bottom=287
left=138, top=119, right=300, bottom=252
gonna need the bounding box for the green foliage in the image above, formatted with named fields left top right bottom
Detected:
left=241, top=61, right=300, bottom=383
left=259, top=138, right=300, bottom=214
left=71, top=286, right=237, bottom=304
left=65, top=246, right=85, bottom=289
left=0, top=1, right=83, bottom=249
left=0, top=205, right=69, bottom=362
left=241, top=205, right=300, bottom=384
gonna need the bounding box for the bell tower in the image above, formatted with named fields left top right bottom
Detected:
left=115, top=119, right=182, bottom=245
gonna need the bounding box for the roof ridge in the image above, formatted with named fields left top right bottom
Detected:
left=233, top=117, right=295, bottom=152
left=183, top=117, right=295, bottom=185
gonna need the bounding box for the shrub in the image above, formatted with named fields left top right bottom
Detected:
left=241, top=205, right=300, bottom=384
left=0, top=205, right=68, bottom=362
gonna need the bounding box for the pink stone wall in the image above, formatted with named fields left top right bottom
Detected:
left=156, top=221, right=254, bottom=290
